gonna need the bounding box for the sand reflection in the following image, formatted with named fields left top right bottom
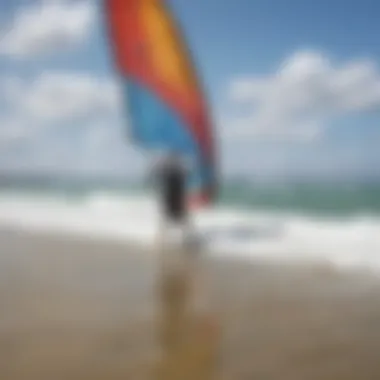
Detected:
left=154, top=249, right=220, bottom=380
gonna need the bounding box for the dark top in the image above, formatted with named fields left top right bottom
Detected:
left=159, top=160, right=187, bottom=221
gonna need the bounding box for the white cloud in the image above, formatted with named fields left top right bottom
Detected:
left=0, top=70, right=121, bottom=172
left=0, top=117, right=28, bottom=144
left=4, top=72, right=119, bottom=123
left=0, top=71, right=139, bottom=176
left=226, top=50, right=380, bottom=141
left=0, top=118, right=145, bottom=177
left=77, top=122, right=147, bottom=176
left=0, top=0, right=96, bottom=58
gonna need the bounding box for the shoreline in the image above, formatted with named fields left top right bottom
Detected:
left=1, top=224, right=379, bottom=280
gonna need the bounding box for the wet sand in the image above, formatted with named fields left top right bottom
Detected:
left=1, top=229, right=380, bottom=379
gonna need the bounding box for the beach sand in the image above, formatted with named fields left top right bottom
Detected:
left=1, top=229, right=380, bottom=380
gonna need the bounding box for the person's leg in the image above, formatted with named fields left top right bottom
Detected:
left=158, top=215, right=187, bottom=274
left=176, top=214, right=200, bottom=255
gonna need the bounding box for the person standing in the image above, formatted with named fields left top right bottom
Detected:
left=154, top=151, right=192, bottom=255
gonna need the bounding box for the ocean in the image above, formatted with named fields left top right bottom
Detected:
left=0, top=179, right=379, bottom=272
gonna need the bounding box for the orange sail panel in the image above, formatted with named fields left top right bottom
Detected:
left=104, top=0, right=217, bottom=206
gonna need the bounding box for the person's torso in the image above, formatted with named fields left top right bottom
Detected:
left=161, top=164, right=185, bottom=197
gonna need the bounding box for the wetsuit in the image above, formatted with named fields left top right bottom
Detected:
left=160, top=160, right=187, bottom=222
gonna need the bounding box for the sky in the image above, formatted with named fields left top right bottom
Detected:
left=0, top=0, right=379, bottom=181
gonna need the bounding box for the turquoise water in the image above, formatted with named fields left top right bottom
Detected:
left=0, top=179, right=379, bottom=217
left=219, top=182, right=380, bottom=216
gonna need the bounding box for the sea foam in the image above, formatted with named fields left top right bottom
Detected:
left=0, top=191, right=379, bottom=273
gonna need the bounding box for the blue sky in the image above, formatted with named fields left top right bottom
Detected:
left=0, top=0, right=379, bottom=181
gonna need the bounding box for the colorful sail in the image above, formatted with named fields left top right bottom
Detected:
left=103, top=0, right=217, bottom=206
